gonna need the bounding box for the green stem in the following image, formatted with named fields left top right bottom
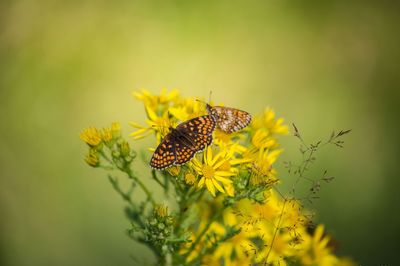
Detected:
left=183, top=205, right=224, bottom=259
left=151, top=170, right=166, bottom=189
left=124, top=167, right=156, bottom=206
left=108, top=175, right=135, bottom=206
left=99, top=149, right=156, bottom=206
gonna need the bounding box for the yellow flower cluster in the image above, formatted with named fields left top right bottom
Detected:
left=130, top=89, right=355, bottom=265
left=130, top=88, right=204, bottom=143
left=131, top=89, right=286, bottom=198
left=80, top=122, right=122, bottom=167
left=186, top=192, right=354, bottom=266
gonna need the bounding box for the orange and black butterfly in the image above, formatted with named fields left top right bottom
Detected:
left=206, top=104, right=252, bottom=133
left=150, top=115, right=216, bottom=170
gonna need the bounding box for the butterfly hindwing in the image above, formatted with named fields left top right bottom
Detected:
left=174, top=142, right=197, bottom=165
left=208, top=105, right=251, bottom=133
left=150, top=134, right=177, bottom=169
left=193, top=134, right=212, bottom=151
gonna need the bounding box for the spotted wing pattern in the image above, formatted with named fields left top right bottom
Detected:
left=174, top=116, right=215, bottom=165
left=150, top=134, right=177, bottom=169
left=207, top=105, right=252, bottom=133
left=176, top=115, right=216, bottom=136
left=150, top=115, right=216, bottom=169
left=174, top=134, right=213, bottom=165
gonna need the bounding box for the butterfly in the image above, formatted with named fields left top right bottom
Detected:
left=206, top=104, right=252, bottom=133
left=150, top=115, right=216, bottom=170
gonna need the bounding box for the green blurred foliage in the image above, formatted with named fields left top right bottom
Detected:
left=0, top=0, right=399, bottom=265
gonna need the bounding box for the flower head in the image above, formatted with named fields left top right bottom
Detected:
left=251, top=108, right=289, bottom=135
left=192, top=147, right=236, bottom=197
left=184, top=172, right=196, bottom=185
left=85, top=148, right=100, bottom=167
left=133, top=88, right=179, bottom=111
left=80, top=127, right=102, bottom=147
left=154, top=204, right=169, bottom=218
left=299, top=225, right=339, bottom=266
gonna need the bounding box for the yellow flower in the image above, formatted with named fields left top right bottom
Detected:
left=119, top=140, right=131, bottom=157
left=167, top=166, right=181, bottom=176
left=169, top=97, right=204, bottom=121
left=111, top=122, right=121, bottom=138
left=80, top=127, right=102, bottom=147
left=133, top=88, right=179, bottom=110
left=184, top=172, right=196, bottom=185
left=298, top=225, right=339, bottom=266
left=245, top=147, right=282, bottom=185
left=251, top=129, right=278, bottom=150
left=130, top=105, right=171, bottom=142
left=191, top=147, right=236, bottom=197
left=168, top=105, right=190, bottom=122
left=251, top=108, right=289, bottom=135
left=154, top=204, right=169, bottom=218
left=255, top=229, right=296, bottom=266
left=101, top=127, right=113, bottom=143
left=214, top=129, right=232, bottom=145
left=85, top=149, right=99, bottom=167
left=212, top=209, right=257, bottom=262
left=131, top=89, right=182, bottom=142
left=214, top=130, right=249, bottom=160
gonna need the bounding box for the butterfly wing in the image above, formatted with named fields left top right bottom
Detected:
left=174, top=115, right=215, bottom=165
left=209, top=106, right=252, bottom=133
left=150, top=134, right=177, bottom=170
left=174, top=134, right=213, bottom=165
left=176, top=115, right=216, bottom=136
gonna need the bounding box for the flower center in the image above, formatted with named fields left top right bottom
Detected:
left=202, top=165, right=215, bottom=179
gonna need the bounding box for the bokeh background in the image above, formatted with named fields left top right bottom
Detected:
left=1, top=0, right=399, bottom=265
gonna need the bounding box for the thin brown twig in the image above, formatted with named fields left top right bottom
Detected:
left=265, top=199, right=287, bottom=263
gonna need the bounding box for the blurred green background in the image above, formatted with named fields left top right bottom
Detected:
left=1, top=0, right=399, bottom=265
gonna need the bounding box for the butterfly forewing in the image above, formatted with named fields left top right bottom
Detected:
left=150, top=115, right=216, bottom=169
left=176, top=115, right=216, bottom=136
left=150, top=134, right=177, bottom=169
left=209, top=106, right=252, bottom=133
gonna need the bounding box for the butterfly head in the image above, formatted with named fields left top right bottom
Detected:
left=205, top=103, right=219, bottom=120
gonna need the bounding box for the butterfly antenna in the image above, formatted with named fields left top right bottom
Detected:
left=209, top=90, right=213, bottom=103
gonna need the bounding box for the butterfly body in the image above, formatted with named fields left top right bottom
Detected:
left=150, top=115, right=216, bottom=170
left=206, top=104, right=252, bottom=133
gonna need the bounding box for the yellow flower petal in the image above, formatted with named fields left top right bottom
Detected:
left=214, top=171, right=235, bottom=177
left=214, top=175, right=233, bottom=185
left=206, top=146, right=213, bottom=165
left=129, top=122, right=144, bottom=129
left=145, top=105, right=159, bottom=121
left=211, top=152, right=223, bottom=166
left=213, top=158, right=227, bottom=170
left=230, top=158, right=253, bottom=165
left=198, top=176, right=205, bottom=188
left=224, top=183, right=234, bottom=197
left=129, top=128, right=149, bottom=137
left=212, top=178, right=225, bottom=193
left=205, top=179, right=216, bottom=197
